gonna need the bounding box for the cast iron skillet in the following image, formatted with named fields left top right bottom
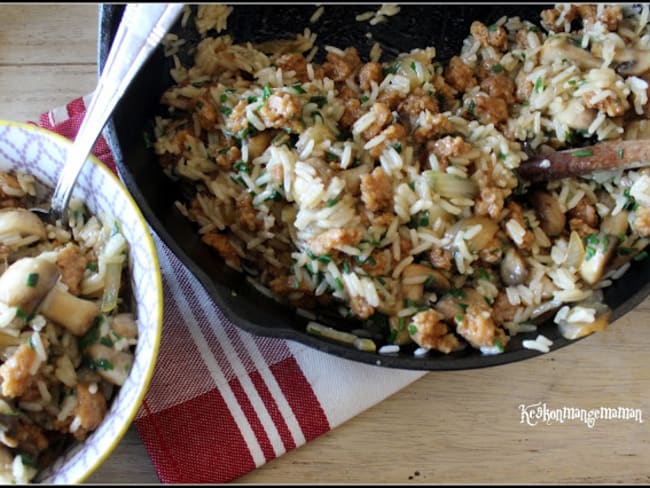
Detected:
left=98, top=4, right=650, bottom=370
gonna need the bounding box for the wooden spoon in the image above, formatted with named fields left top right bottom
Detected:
left=516, top=139, right=650, bottom=183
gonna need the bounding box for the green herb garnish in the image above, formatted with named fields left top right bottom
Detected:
left=26, top=273, right=39, bottom=288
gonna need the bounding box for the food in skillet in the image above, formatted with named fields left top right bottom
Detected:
left=151, top=3, right=650, bottom=356
left=0, top=171, right=136, bottom=483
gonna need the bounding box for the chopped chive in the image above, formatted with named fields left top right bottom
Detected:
left=572, top=149, right=593, bottom=157
left=246, top=95, right=258, bottom=103
left=479, top=268, right=490, bottom=281
left=219, top=93, right=228, bottom=103
left=310, top=95, right=327, bottom=106
left=399, top=317, right=406, bottom=331
left=404, top=298, right=420, bottom=308
left=360, top=95, right=370, bottom=104
left=634, top=250, right=649, bottom=261
left=99, top=336, right=114, bottom=347
left=448, top=288, right=466, bottom=299
left=488, top=23, right=497, bottom=32
left=233, top=161, right=250, bottom=173
left=419, top=210, right=430, bottom=227
left=326, top=197, right=339, bottom=208
left=342, top=261, right=350, bottom=274
left=408, top=324, right=417, bottom=335
left=26, top=273, right=39, bottom=288
left=585, top=233, right=599, bottom=245
left=494, top=338, right=504, bottom=352
left=534, top=76, right=545, bottom=93
left=383, top=61, right=401, bottom=76
left=410, top=61, right=417, bottom=72
left=455, top=314, right=464, bottom=322
left=497, top=152, right=506, bottom=161
left=86, top=262, right=98, bottom=272
left=617, top=247, right=633, bottom=256
left=262, top=83, right=272, bottom=101
left=491, top=64, right=504, bottom=73
left=219, top=105, right=232, bottom=116
left=392, top=141, right=402, bottom=153
left=317, top=254, right=332, bottom=264
left=291, top=83, right=306, bottom=94
left=15, top=307, right=28, bottom=322
left=334, top=277, right=344, bottom=291
left=585, top=245, right=596, bottom=261
left=424, top=274, right=436, bottom=288
left=467, top=99, right=476, bottom=116
left=96, top=358, right=114, bottom=371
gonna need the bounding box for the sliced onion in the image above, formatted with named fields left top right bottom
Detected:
left=100, top=262, right=123, bottom=313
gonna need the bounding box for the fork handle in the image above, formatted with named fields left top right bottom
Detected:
left=50, top=3, right=185, bottom=219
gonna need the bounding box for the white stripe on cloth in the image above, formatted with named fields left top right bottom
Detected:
left=49, top=105, right=69, bottom=127
left=158, top=247, right=268, bottom=467
left=158, top=235, right=302, bottom=460
left=288, top=341, right=426, bottom=428
left=196, top=298, right=288, bottom=458
left=241, top=338, right=307, bottom=448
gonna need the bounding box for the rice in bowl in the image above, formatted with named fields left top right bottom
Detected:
left=150, top=3, right=650, bottom=358
left=0, top=169, right=137, bottom=483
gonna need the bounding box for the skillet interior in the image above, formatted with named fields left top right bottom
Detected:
left=99, top=4, right=650, bottom=370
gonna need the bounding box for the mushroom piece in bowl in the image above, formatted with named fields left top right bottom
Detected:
left=0, top=121, right=163, bottom=483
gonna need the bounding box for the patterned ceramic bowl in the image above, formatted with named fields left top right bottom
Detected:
left=0, top=120, right=163, bottom=483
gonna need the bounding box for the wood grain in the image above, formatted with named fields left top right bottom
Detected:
left=1, top=4, right=649, bottom=485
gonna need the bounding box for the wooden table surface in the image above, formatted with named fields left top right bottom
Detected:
left=2, top=4, right=650, bottom=484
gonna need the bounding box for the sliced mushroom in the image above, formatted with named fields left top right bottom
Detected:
left=0, top=258, right=60, bottom=314
left=553, top=98, right=597, bottom=132
left=451, top=216, right=499, bottom=253
left=435, top=288, right=485, bottom=322
left=601, top=210, right=629, bottom=236
left=530, top=190, right=566, bottom=237
left=540, top=35, right=601, bottom=70
left=110, top=313, right=138, bottom=339
left=341, top=163, right=372, bottom=196
left=579, top=232, right=619, bottom=285
left=247, top=131, right=274, bottom=161
left=500, top=247, right=529, bottom=286
left=591, top=43, right=650, bottom=76
left=0, top=208, right=46, bottom=241
left=85, top=343, right=134, bottom=386
left=0, top=444, right=14, bottom=482
left=402, top=263, right=451, bottom=295
left=39, top=287, right=100, bottom=336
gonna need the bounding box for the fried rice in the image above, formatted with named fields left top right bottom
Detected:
left=0, top=171, right=136, bottom=483
left=151, top=4, right=650, bottom=357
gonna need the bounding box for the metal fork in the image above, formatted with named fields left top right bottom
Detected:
left=33, top=3, right=185, bottom=225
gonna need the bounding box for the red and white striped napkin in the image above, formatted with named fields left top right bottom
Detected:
left=34, top=96, right=426, bottom=483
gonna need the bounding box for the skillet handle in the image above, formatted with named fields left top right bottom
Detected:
left=50, top=3, right=185, bottom=220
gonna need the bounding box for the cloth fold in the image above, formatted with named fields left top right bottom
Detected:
left=34, top=96, right=425, bottom=484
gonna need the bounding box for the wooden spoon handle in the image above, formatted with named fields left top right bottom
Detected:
left=516, top=140, right=650, bottom=183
